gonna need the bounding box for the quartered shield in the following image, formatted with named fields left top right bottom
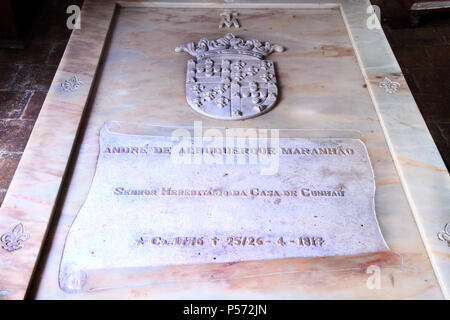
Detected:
left=176, top=33, right=284, bottom=120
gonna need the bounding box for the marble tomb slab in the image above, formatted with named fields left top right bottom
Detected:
left=0, top=0, right=448, bottom=300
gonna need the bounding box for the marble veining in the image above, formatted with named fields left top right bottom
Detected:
left=0, top=0, right=117, bottom=300
left=32, top=3, right=444, bottom=299
left=0, top=0, right=447, bottom=300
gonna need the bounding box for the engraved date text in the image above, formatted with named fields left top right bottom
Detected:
left=140, top=235, right=325, bottom=248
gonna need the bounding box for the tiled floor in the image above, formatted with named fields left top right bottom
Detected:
left=377, top=0, right=450, bottom=174
left=0, top=0, right=448, bottom=207
left=0, top=0, right=82, bottom=205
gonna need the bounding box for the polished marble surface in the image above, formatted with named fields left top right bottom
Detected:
left=34, top=4, right=444, bottom=299
left=0, top=0, right=448, bottom=300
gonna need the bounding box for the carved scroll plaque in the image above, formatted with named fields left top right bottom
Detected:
left=59, top=124, right=388, bottom=292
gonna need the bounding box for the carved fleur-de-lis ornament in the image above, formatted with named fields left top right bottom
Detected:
left=61, top=75, right=83, bottom=92
left=437, top=223, right=450, bottom=247
left=379, top=77, right=400, bottom=94
left=1, top=223, right=30, bottom=252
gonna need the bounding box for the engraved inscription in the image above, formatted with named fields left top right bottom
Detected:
left=59, top=126, right=389, bottom=292
left=113, top=187, right=345, bottom=198
left=138, top=236, right=325, bottom=248
left=102, top=145, right=355, bottom=156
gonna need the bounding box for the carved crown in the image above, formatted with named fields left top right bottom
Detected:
left=175, top=33, right=284, bottom=60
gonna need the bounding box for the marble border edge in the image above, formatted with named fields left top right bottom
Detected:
left=340, top=0, right=450, bottom=299
left=0, top=0, right=118, bottom=300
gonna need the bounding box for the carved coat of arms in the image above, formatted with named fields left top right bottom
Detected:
left=175, top=33, right=284, bottom=120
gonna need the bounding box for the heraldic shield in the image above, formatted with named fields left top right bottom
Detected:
left=175, top=33, right=284, bottom=120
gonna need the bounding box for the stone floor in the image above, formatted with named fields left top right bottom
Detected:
left=0, top=0, right=449, bottom=207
